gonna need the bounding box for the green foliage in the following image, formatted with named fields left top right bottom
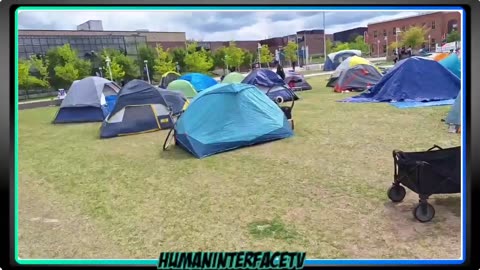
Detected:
left=153, top=45, right=176, bottom=81
left=398, top=26, right=428, bottom=49
left=224, top=41, right=245, bottom=70
left=325, top=39, right=334, bottom=54
left=241, top=49, right=254, bottom=69
left=259, top=44, right=274, bottom=67
left=332, top=42, right=350, bottom=52
left=283, top=41, right=298, bottom=65
left=46, top=44, right=91, bottom=88
left=184, top=42, right=214, bottom=73
left=18, top=60, right=31, bottom=89
left=349, top=36, right=370, bottom=55
left=213, top=47, right=227, bottom=70
left=137, top=46, right=157, bottom=77
left=101, top=49, right=139, bottom=80
left=171, top=47, right=187, bottom=72
left=447, top=30, right=460, bottom=42
left=28, top=56, right=50, bottom=88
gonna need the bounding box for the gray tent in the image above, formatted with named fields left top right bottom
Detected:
left=53, top=76, right=120, bottom=123
left=445, top=91, right=461, bottom=132
left=333, top=64, right=383, bottom=92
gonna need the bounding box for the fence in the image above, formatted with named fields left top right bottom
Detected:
left=19, top=89, right=58, bottom=101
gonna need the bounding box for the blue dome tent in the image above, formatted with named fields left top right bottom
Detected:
left=165, top=83, right=293, bottom=158
left=352, top=57, right=460, bottom=102
left=242, top=68, right=299, bottom=102
left=179, top=73, right=218, bottom=93
left=323, top=50, right=361, bottom=71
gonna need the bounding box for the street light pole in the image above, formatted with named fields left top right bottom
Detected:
left=428, top=34, right=431, bottom=52
left=144, top=60, right=151, bottom=84
left=385, top=36, right=388, bottom=60
left=395, top=28, right=402, bottom=55
left=257, top=43, right=262, bottom=68
left=105, top=56, right=113, bottom=81
left=323, top=11, right=327, bottom=63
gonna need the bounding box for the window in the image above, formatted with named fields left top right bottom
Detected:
left=431, top=21, right=436, bottom=29
left=32, top=38, right=40, bottom=45
left=40, top=38, right=47, bottom=45
left=18, top=38, right=24, bottom=45
left=47, top=38, right=55, bottom=45
left=373, top=30, right=377, bottom=38
left=33, top=46, right=42, bottom=53
left=383, top=45, right=387, bottom=53
left=19, top=46, right=25, bottom=53
left=392, top=27, right=397, bottom=35
left=383, top=29, right=387, bottom=36
left=24, top=38, right=32, bottom=45
left=24, top=45, right=33, bottom=53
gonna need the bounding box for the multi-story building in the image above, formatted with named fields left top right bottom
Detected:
left=333, top=27, right=368, bottom=43
left=18, top=21, right=187, bottom=60
left=367, top=11, right=461, bottom=57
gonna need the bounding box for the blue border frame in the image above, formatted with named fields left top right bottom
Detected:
left=14, top=5, right=467, bottom=266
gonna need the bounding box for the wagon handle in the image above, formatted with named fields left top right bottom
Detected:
left=427, top=145, right=443, bottom=151
left=162, top=113, right=182, bottom=151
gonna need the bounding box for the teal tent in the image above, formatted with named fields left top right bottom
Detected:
left=439, top=54, right=461, bottom=78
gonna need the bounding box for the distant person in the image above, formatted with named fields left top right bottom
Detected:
left=393, top=50, right=398, bottom=64
left=292, top=61, right=296, bottom=72
left=175, top=62, right=181, bottom=73
left=276, top=62, right=286, bottom=80
left=407, top=46, right=412, bottom=57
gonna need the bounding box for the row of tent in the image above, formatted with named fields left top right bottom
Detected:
left=52, top=68, right=301, bottom=158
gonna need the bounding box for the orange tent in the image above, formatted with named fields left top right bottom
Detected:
left=433, top=53, right=450, bottom=62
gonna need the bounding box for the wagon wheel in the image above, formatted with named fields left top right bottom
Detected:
left=387, top=185, right=406, bottom=202
left=413, top=203, right=435, bottom=223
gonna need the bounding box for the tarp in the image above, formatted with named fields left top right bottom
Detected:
left=434, top=53, right=450, bottom=61
left=445, top=92, right=461, bottom=125
left=438, top=53, right=461, bottom=78
left=323, top=50, right=362, bottom=71
left=167, top=79, right=198, bottom=99
left=334, top=64, right=383, bottom=92
left=222, top=72, right=245, bottom=84
left=174, top=83, right=293, bottom=158
left=100, top=80, right=186, bottom=138
left=159, top=71, right=181, bottom=88
left=179, top=73, right=218, bottom=92
left=53, top=76, right=120, bottom=123
left=242, top=68, right=299, bottom=102
left=349, top=57, right=460, bottom=102
left=390, top=99, right=455, bottom=109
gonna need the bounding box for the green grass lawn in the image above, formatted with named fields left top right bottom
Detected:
left=18, top=75, right=461, bottom=259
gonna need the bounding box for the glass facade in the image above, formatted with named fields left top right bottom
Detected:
left=18, top=34, right=147, bottom=59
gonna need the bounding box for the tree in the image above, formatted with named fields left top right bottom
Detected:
left=137, top=45, right=157, bottom=78
left=184, top=42, right=214, bottom=73
left=447, top=30, right=460, bottom=42
left=388, top=41, right=402, bottom=51
left=398, top=26, right=428, bottom=49
left=153, top=45, right=176, bottom=81
left=29, top=56, right=50, bottom=88
left=241, top=49, right=254, bottom=71
left=213, top=46, right=227, bottom=71
left=18, top=58, right=51, bottom=99
left=100, top=48, right=139, bottom=80
left=46, top=44, right=91, bottom=88
left=333, top=42, right=350, bottom=52
left=224, top=41, right=245, bottom=71
left=325, top=39, right=334, bottom=54
left=259, top=44, right=274, bottom=68
left=349, top=36, right=370, bottom=55
left=283, top=41, right=298, bottom=66
left=18, top=60, right=31, bottom=90
left=171, top=47, right=187, bottom=72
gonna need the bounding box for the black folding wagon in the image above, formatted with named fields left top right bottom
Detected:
left=387, top=145, right=461, bottom=222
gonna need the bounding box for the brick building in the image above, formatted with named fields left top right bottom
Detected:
left=367, top=11, right=461, bottom=57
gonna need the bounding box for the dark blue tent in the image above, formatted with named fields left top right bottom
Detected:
left=100, top=80, right=187, bottom=138
left=179, top=73, right=218, bottom=92
left=173, top=83, right=293, bottom=158
left=242, top=68, right=299, bottom=102
left=352, top=57, right=460, bottom=102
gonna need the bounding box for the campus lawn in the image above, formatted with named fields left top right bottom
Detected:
left=18, top=75, right=461, bottom=260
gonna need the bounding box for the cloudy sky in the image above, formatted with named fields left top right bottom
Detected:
left=18, top=9, right=428, bottom=40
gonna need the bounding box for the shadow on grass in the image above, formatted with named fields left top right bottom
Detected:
left=159, top=146, right=193, bottom=160
left=434, top=196, right=461, bottom=217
